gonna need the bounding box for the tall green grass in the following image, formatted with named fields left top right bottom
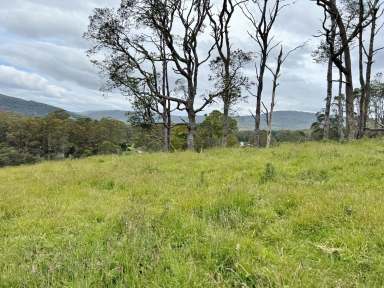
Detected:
left=1, top=139, right=384, bottom=287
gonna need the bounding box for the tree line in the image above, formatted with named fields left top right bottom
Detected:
left=0, top=109, right=317, bottom=167
left=0, top=110, right=238, bottom=167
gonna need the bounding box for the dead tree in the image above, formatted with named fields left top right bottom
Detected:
left=208, top=0, right=250, bottom=146
left=241, top=0, right=286, bottom=146
left=145, top=0, right=216, bottom=150
left=264, top=45, right=303, bottom=148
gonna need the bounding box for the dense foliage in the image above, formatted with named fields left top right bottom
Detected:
left=0, top=111, right=130, bottom=166
left=0, top=110, right=241, bottom=167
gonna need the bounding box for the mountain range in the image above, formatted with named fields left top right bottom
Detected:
left=75, top=110, right=317, bottom=130
left=0, top=93, right=316, bottom=130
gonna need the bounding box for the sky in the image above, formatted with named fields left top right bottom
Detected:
left=0, top=0, right=383, bottom=114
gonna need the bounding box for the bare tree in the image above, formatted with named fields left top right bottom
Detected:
left=144, top=0, right=216, bottom=150
left=208, top=0, right=250, bottom=146
left=241, top=0, right=286, bottom=146
left=264, top=45, right=302, bottom=148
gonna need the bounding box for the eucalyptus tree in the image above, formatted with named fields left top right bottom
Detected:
left=241, top=0, right=286, bottom=146
left=85, top=1, right=175, bottom=151
left=357, top=0, right=383, bottom=137
left=316, top=0, right=379, bottom=139
left=313, top=13, right=337, bottom=140
left=264, top=45, right=303, bottom=148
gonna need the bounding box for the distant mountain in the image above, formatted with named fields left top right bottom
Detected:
left=235, top=111, right=317, bottom=130
left=0, top=93, right=68, bottom=116
left=0, top=94, right=316, bottom=130
left=81, top=110, right=316, bottom=130
left=80, top=110, right=207, bottom=125
left=80, top=110, right=130, bottom=121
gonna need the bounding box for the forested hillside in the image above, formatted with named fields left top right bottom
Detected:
left=0, top=94, right=67, bottom=116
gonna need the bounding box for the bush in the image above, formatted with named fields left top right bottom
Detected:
left=0, top=144, right=38, bottom=167
left=98, top=141, right=121, bottom=155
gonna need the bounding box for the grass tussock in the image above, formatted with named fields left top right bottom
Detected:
left=1, top=139, right=384, bottom=287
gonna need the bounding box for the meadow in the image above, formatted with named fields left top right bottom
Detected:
left=1, top=139, right=384, bottom=287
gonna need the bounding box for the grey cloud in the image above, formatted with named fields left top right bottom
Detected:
left=0, top=65, right=66, bottom=98
left=0, top=0, right=382, bottom=114
left=0, top=41, right=102, bottom=91
left=0, top=0, right=120, bottom=48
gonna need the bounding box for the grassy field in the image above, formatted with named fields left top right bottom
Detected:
left=1, top=139, right=384, bottom=287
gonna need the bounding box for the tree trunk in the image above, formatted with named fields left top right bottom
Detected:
left=357, top=0, right=366, bottom=138
left=222, top=101, right=230, bottom=147
left=161, top=99, right=171, bottom=152
left=338, top=68, right=344, bottom=141
left=162, top=120, right=170, bottom=152
left=342, top=44, right=356, bottom=139
left=324, top=12, right=336, bottom=140
left=254, top=94, right=262, bottom=147
left=187, top=110, right=196, bottom=151
left=161, top=36, right=171, bottom=152
left=266, top=47, right=283, bottom=148
left=345, top=73, right=355, bottom=139
left=255, top=58, right=266, bottom=147
left=166, top=98, right=171, bottom=151
left=222, top=54, right=231, bottom=147
left=266, top=101, right=274, bottom=148
left=324, top=55, right=333, bottom=139
left=362, top=8, right=377, bottom=134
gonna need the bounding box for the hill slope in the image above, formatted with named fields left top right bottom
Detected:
left=0, top=93, right=65, bottom=116
left=1, top=139, right=384, bottom=286
left=81, top=110, right=316, bottom=130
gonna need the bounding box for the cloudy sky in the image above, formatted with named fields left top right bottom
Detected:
left=0, top=0, right=383, bottom=114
